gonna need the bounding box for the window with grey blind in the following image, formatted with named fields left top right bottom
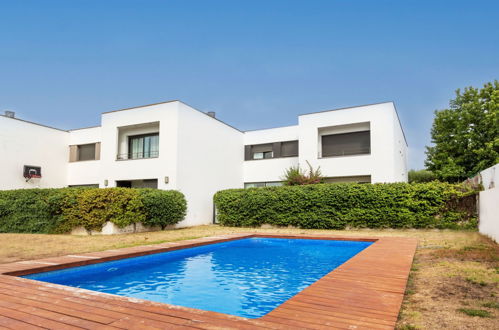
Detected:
left=77, top=144, right=96, bottom=161
left=281, top=140, right=298, bottom=157
left=244, top=140, right=298, bottom=160
left=321, top=131, right=370, bottom=157
left=251, top=143, right=273, bottom=160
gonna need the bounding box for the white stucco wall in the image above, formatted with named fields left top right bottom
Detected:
left=243, top=126, right=299, bottom=183
left=477, top=164, right=499, bottom=242
left=299, top=102, right=407, bottom=183
left=176, top=102, right=243, bottom=227
left=479, top=188, right=499, bottom=243
left=67, top=126, right=102, bottom=186
left=99, top=102, right=179, bottom=190
left=0, top=116, right=69, bottom=189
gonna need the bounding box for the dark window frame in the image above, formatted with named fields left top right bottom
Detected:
left=127, top=133, right=159, bottom=160
left=244, top=181, right=283, bottom=188
left=244, top=140, right=298, bottom=161
left=320, top=131, right=371, bottom=158
left=77, top=143, right=96, bottom=161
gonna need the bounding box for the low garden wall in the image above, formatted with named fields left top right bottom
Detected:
left=0, top=188, right=187, bottom=234
left=214, top=182, right=477, bottom=229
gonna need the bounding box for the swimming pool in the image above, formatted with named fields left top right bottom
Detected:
left=24, top=237, right=372, bottom=318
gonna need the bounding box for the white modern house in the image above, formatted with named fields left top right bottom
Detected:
left=0, top=101, right=408, bottom=227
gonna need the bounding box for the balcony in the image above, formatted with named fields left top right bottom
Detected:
left=117, top=150, right=159, bottom=160
left=116, top=122, right=159, bottom=161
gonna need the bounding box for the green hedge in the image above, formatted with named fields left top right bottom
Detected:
left=214, top=182, right=477, bottom=229
left=0, top=188, right=187, bottom=234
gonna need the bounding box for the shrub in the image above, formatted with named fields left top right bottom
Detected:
left=139, top=189, right=187, bottom=229
left=0, top=188, right=82, bottom=233
left=0, top=187, right=187, bottom=233
left=282, top=161, right=324, bottom=185
left=214, top=182, right=477, bottom=229
left=64, top=188, right=145, bottom=231
left=408, top=169, right=437, bottom=183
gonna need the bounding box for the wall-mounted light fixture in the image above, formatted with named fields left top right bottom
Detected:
left=164, top=176, right=169, bottom=184
left=104, top=179, right=108, bottom=187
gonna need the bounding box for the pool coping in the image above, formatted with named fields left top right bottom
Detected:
left=0, top=233, right=417, bottom=329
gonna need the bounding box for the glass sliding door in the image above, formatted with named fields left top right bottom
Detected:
left=128, top=133, right=159, bottom=159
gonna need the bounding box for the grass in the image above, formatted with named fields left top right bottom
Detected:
left=457, top=308, right=493, bottom=318
left=0, top=225, right=497, bottom=329
left=482, top=301, right=499, bottom=309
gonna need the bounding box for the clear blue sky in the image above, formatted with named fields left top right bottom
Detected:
left=1, top=0, right=498, bottom=169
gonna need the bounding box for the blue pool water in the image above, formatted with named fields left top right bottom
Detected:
left=24, top=237, right=372, bottom=318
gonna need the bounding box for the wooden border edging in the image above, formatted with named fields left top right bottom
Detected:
left=0, top=233, right=417, bottom=329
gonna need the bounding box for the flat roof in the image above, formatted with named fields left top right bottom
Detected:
left=1, top=100, right=408, bottom=146
left=0, top=114, right=68, bottom=132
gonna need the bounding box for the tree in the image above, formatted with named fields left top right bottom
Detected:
left=425, top=81, right=499, bottom=182
left=408, top=169, right=436, bottom=183
left=282, top=161, right=324, bottom=185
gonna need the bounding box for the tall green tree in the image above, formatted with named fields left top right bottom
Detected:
left=425, top=81, right=499, bottom=182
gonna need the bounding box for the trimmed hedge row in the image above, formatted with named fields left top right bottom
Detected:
left=214, top=182, right=477, bottom=229
left=0, top=188, right=187, bottom=234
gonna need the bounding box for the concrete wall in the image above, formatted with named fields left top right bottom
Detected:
left=477, top=164, right=499, bottom=242
left=176, top=102, right=243, bottom=227
left=479, top=188, right=499, bottom=242
left=0, top=116, right=69, bottom=189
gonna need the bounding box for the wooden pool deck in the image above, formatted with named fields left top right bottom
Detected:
left=0, top=233, right=417, bottom=329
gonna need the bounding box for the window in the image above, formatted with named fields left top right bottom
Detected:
left=250, top=144, right=273, bottom=160
left=128, top=134, right=159, bottom=159
left=244, top=140, right=298, bottom=160
left=244, top=181, right=283, bottom=188
left=69, top=143, right=100, bottom=162
left=77, top=144, right=96, bottom=161
left=68, top=184, right=99, bottom=188
left=321, top=131, right=370, bottom=157
left=281, top=140, right=298, bottom=157
left=323, top=175, right=371, bottom=184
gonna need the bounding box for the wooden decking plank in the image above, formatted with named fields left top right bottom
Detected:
left=0, top=303, right=84, bottom=330
left=108, top=316, right=200, bottom=330
left=0, top=293, right=115, bottom=329
left=0, top=282, right=199, bottom=328
left=0, top=315, right=45, bottom=330
left=270, top=309, right=393, bottom=330
left=284, top=300, right=398, bottom=321
left=0, top=285, right=126, bottom=320
left=278, top=302, right=395, bottom=325
left=262, top=315, right=343, bottom=329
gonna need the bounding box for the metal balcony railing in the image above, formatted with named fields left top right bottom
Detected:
left=116, top=150, right=159, bottom=160
left=320, top=147, right=371, bottom=158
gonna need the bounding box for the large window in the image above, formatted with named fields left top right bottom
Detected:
left=251, top=144, right=273, bottom=160
left=244, top=181, right=283, bottom=188
left=323, top=175, right=371, bottom=183
left=281, top=140, right=298, bottom=157
left=70, top=143, right=100, bottom=162
left=321, top=131, right=370, bottom=157
left=128, top=133, right=159, bottom=159
left=245, top=140, right=298, bottom=160
left=77, top=144, right=96, bottom=161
